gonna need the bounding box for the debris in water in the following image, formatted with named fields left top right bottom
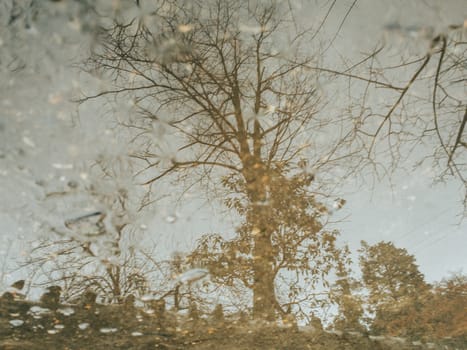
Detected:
left=332, top=198, right=346, bottom=210
left=78, top=323, right=89, bottom=330
left=57, top=307, right=75, bottom=316
left=100, top=327, right=118, bottom=334
left=176, top=268, right=209, bottom=284
left=9, top=319, right=24, bottom=327
left=165, top=214, right=177, bottom=223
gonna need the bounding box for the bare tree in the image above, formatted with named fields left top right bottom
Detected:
left=82, top=0, right=351, bottom=320
left=19, top=154, right=162, bottom=304
left=23, top=237, right=152, bottom=304
left=320, top=23, right=467, bottom=213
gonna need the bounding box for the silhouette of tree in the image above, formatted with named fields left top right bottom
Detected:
left=358, top=241, right=430, bottom=337
left=331, top=249, right=365, bottom=332
left=421, top=273, right=467, bottom=340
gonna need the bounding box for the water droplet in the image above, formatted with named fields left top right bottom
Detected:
left=176, top=268, right=209, bottom=284
left=140, top=294, right=155, bottom=302
left=67, top=180, right=79, bottom=189
left=165, top=214, right=177, bottom=223
left=28, top=306, right=51, bottom=316
left=48, top=93, right=63, bottom=105
left=178, top=24, right=193, bottom=33
left=57, top=307, right=75, bottom=316
left=52, top=163, right=73, bottom=170
left=22, top=136, right=35, bottom=148
left=239, top=24, right=268, bottom=34
left=78, top=323, right=89, bottom=330
left=251, top=227, right=261, bottom=236
left=100, top=327, right=118, bottom=334
left=332, top=198, right=346, bottom=210
left=9, top=319, right=24, bottom=327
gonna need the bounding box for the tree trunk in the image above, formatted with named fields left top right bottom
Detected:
left=243, top=156, right=277, bottom=320
left=252, top=230, right=277, bottom=321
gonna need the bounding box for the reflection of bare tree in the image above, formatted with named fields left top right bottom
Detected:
left=22, top=237, right=152, bottom=304
left=19, top=156, right=161, bottom=304
left=318, top=24, right=466, bottom=212
left=82, top=0, right=351, bottom=320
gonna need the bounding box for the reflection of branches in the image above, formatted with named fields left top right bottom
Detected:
left=367, top=53, right=431, bottom=151
left=21, top=237, right=156, bottom=303
left=312, top=25, right=466, bottom=212
left=81, top=0, right=347, bottom=193
left=387, top=31, right=467, bottom=210
left=449, top=108, right=467, bottom=166
left=17, top=147, right=164, bottom=302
